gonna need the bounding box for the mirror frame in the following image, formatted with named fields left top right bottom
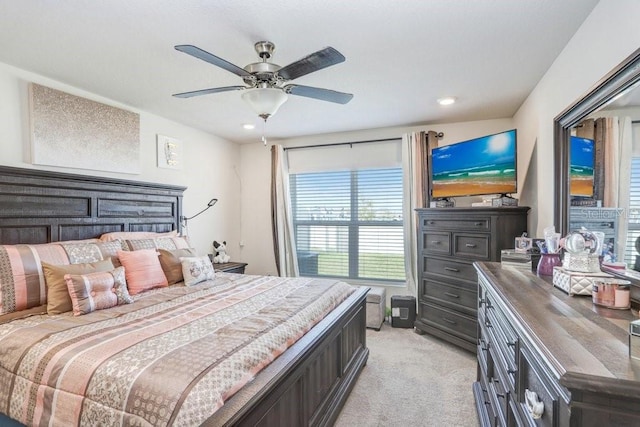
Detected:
left=554, top=47, right=640, bottom=235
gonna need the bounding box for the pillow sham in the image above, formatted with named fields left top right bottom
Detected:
left=0, top=243, right=69, bottom=315
left=125, top=236, right=190, bottom=251
left=158, top=248, right=197, bottom=285
left=180, top=255, right=215, bottom=286
left=99, top=230, right=178, bottom=242
left=64, top=266, right=133, bottom=316
left=117, top=249, right=168, bottom=295
left=59, top=240, right=125, bottom=266
left=42, top=258, right=115, bottom=314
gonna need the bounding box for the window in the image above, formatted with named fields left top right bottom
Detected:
left=290, top=168, right=405, bottom=283
left=624, top=157, right=640, bottom=266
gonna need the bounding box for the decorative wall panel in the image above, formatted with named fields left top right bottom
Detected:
left=30, top=83, right=140, bottom=174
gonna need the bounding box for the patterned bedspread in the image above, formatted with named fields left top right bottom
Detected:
left=0, top=273, right=355, bottom=426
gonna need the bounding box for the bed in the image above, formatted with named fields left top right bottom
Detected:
left=0, top=166, right=369, bottom=426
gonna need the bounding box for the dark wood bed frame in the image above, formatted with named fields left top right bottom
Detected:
left=0, top=165, right=369, bottom=427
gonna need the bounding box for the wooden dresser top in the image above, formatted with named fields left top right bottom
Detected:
left=476, top=262, right=640, bottom=393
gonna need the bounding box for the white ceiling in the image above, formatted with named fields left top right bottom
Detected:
left=0, top=0, right=600, bottom=144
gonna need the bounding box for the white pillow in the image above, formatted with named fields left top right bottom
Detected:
left=180, top=255, right=215, bottom=286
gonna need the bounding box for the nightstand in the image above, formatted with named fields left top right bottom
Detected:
left=213, top=261, right=248, bottom=274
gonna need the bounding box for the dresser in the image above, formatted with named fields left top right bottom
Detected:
left=415, top=207, right=529, bottom=352
left=474, top=262, right=640, bottom=426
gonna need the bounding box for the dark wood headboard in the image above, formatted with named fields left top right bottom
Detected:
left=0, top=166, right=185, bottom=244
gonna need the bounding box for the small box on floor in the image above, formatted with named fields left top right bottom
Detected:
left=391, top=295, right=416, bottom=328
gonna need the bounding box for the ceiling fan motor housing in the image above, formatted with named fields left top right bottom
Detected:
left=243, top=61, right=281, bottom=86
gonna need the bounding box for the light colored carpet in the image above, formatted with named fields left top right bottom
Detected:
left=335, top=324, right=479, bottom=427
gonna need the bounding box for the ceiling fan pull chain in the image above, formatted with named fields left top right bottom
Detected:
left=262, top=118, right=268, bottom=146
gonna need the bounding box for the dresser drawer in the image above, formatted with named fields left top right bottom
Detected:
left=419, top=302, right=477, bottom=342
left=422, top=277, right=476, bottom=313
left=519, top=347, right=561, bottom=427
left=424, top=257, right=477, bottom=283
left=422, top=216, right=491, bottom=232
left=453, top=233, right=490, bottom=260
left=423, top=231, right=451, bottom=255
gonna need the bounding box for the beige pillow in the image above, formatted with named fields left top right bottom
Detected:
left=64, top=266, right=133, bottom=316
left=180, top=256, right=215, bottom=286
left=42, top=259, right=115, bottom=314
left=158, top=248, right=197, bottom=285
left=117, top=249, right=169, bottom=295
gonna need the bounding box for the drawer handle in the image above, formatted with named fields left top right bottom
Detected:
left=444, top=266, right=460, bottom=272
left=442, top=317, right=457, bottom=325
left=507, top=368, right=517, bottom=375
left=428, top=221, right=436, bottom=225
left=475, top=222, right=484, bottom=226
left=431, top=240, right=441, bottom=244
left=485, top=320, right=492, bottom=328
left=465, top=243, right=477, bottom=248
left=525, top=389, right=544, bottom=419
left=507, top=341, right=516, bottom=347
left=444, top=292, right=460, bottom=299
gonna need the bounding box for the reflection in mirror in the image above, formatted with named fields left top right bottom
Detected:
left=554, top=48, right=640, bottom=270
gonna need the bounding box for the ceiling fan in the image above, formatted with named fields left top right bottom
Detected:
left=172, top=41, right=353, bottom=120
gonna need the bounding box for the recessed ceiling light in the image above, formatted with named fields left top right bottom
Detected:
left=242, top=123, right=255, bottom=130
left=437, top=97, right=457, bottom=106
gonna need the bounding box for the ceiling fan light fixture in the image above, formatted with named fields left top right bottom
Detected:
left=241, top=88, right=288, bottom=120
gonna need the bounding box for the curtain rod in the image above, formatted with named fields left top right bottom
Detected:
left=283, top=132, right=444, bottom=152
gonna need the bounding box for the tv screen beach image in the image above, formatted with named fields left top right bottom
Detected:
left=431, top=130, right=517, bottom=198
left=569, top=136, right=594, bottom=197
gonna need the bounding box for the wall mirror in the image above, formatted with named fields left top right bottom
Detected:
left=554, top=48, right=640, bottom=269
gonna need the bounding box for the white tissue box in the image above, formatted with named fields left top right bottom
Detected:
left=552, top=267, right=612, bottom=296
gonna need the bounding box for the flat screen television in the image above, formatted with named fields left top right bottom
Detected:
left=431, top=129, right=517, bottom=198
left=569, top=136, right=595, bottom=197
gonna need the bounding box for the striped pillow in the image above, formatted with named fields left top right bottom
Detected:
left=117, top=249, right=168, bottom=295
left=0, top=244, right=69, bottom=315
left=64, top=266, right=133, bottom=316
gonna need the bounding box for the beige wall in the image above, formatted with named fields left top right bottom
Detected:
left=513, top=0, right=640, bottom=236
left=0, top=62, right=241, bottom=257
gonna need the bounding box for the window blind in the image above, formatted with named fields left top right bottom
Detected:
left=290, top=167, right=405, bottom=282
left=624, top=157, right=640, bottom=266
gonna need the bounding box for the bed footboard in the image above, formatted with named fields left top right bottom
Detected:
left=208, top=286, right=369, bottom=427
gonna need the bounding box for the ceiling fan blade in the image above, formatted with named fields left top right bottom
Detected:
left=175, top=45, right=252, bottom=78
left=284, top=84, right=353, bottom=104
left=277, top=47, right=346, bottom=81
left=172, top=86, right=246, bottom=98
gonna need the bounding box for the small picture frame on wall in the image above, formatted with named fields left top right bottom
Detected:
left=157, top=134, right=183, bottom=169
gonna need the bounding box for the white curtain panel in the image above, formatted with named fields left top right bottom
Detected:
left=616, top=116, right=633, bottom=257
left=401, top=132, right=425, bottom=298
left=604, top=117, right=621, bottom=208
left=271, top=144, right=299, bottom=277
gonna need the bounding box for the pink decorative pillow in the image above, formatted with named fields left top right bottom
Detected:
left=117, top=249, right=168, bottom=295
left=64, top=266, right=133, bottom=316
